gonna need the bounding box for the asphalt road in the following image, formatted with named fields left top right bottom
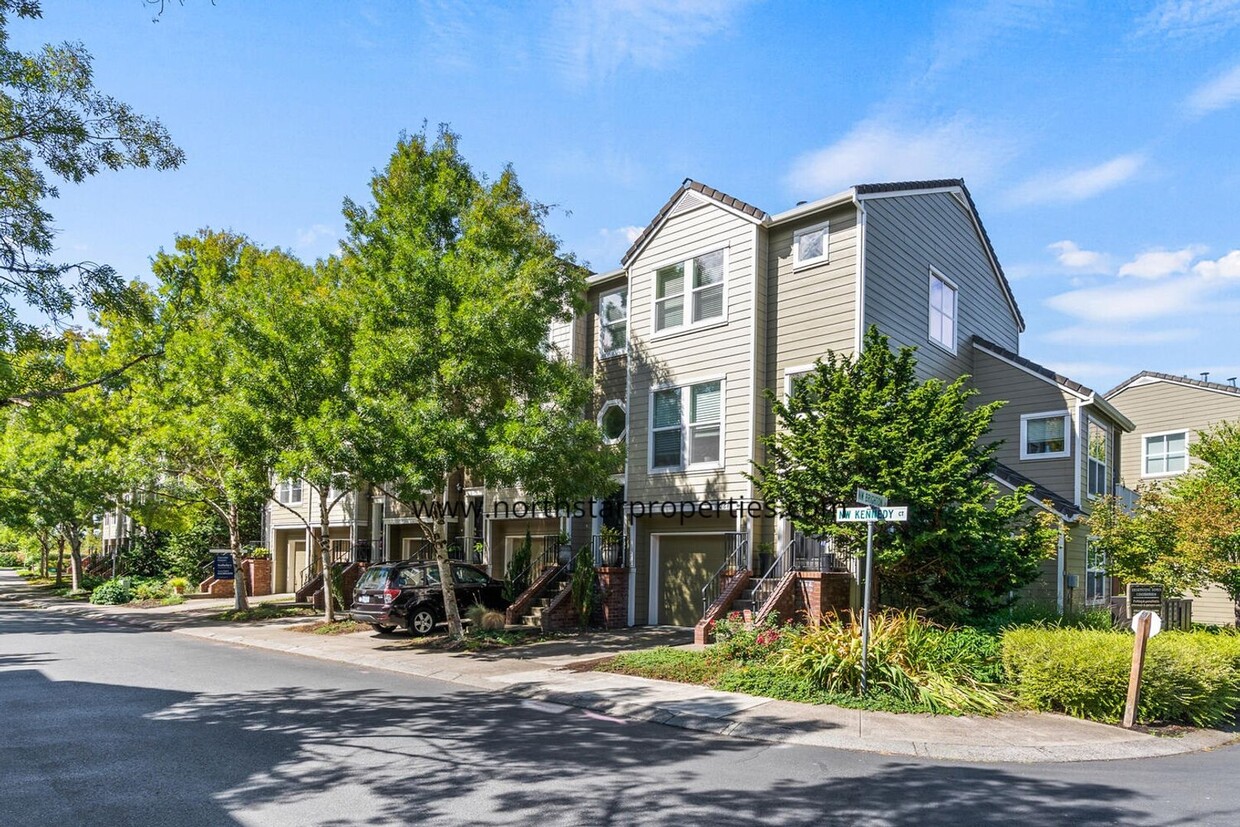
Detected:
left=1, top=604, right=1238, bottom=826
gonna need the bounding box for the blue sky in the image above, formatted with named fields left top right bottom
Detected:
left=15, top=0, right=1240, bottom=391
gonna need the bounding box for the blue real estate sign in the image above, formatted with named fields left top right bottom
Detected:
left=212, top=552, right=235, bottom=580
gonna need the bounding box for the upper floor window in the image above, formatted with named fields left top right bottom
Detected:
left=1086, top=540, right=1108, bottom=605
left=650, top=380, right=723, bottom=470
left=599, top=287, right=627, bottom=357
left=278, top=478, right=303, bottom=505
left=598, top=400, right=627, bottom=444
left=654, top=249, right=725, bottom=333
left=1143, top=431, right=1188, bottom=477
left=928, top=270, right=957, bottom=353
left=1021, top=411, right=1070, bottom=460
left=1087, top=418, right=1109, bottom=499
left=793, top=221, right=829, bottom=268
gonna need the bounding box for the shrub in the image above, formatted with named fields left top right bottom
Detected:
left=167, top=576, right=191, bottom=595
left=132, top=580, right=171, bottom=601
left=709, top=611, right=786, bottom=665
left=0, top=551, right=26, bottom=568
left=90, top=578, right=133, bottom=605
left=979, top=600, right=1114, bottom=632
left=778, top=610, right=1005, bottom=715
left=465, top=603, right=488, bottom=626
left=478, top=610, right=506, bottom=631
left=1002, top=627, right=1240, bottom=727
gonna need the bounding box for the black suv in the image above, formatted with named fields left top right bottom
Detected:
left=350, top=561, right=509, bottom=636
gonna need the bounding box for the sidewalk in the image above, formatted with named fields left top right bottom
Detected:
left=3, top=569, right=1236, bottom=763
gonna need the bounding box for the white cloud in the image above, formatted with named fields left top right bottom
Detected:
left=1117, top=245, right=1206, bottom=279
left=1048, top=240, right=1111, bottom=273
left=1041, top=326, right=1196, bottom=346
left=1044, top=276, right=1213, bottom=322
left=1186, top=63, right=1240, bottom=115
left=1136, top=0, right=1240, bottom=39
left=1041, top=360, right=1134, bottom=386
left=1193, top=249, right=1240, bottom=279
left=293, top=224, right=340, bottom=258
left=1005, top=154, right=1145, bottom=206
left=784, top=116, right=1016, bottom=194
left=548, top=0, right=753, bottom=86
left=576, top=225, right=645, bottom=270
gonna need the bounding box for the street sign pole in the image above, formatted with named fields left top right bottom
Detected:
left=861, top=513, right=875, bottom=693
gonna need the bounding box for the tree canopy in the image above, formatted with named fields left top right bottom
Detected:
left=0, top=0, right=183, bottom=406
left=750, top=326, right=1056, bottom=623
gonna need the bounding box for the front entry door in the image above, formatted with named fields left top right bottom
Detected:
left=289, top=540, right=308, bottom=593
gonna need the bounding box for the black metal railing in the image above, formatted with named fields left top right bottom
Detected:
left=591, top=534, right=628, bottom=568
left=749, top=539, right=795, bottom=616
left=298, top=546, right=352, bottom=592
left=700, top=532, right=749, bottom=617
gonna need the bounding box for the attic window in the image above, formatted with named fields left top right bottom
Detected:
left=792, top=221, right=829, bottom=268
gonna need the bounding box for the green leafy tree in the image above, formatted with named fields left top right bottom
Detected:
left=1090, top=421, right=1240, bottom=621
left=750, top=326, right=1055, bottom=623
left=344, top=128, right=618, bottom=638
left=0, top=335, right=125, bottom=591
left=117, top=233, right=275, bottom=610
left=0, top=1, right=184, bottom=406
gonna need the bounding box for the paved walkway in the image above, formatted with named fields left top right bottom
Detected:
left=3, top=569, right=1235, bottom=763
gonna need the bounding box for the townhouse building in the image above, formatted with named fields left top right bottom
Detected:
left=257, top=176, right=1134, bottom=625
left=1106, top=371, right=1240, bottom=625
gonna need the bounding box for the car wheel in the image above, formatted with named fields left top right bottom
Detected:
left=407, top=607, right=437, bottom=637
left=370, top=623, right=396, bottom=634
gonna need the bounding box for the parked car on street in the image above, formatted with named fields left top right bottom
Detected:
left=349, top=561, right=510, bottom=635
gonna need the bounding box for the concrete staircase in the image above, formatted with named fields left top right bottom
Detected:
left=515, top=571, right=570, bottom=629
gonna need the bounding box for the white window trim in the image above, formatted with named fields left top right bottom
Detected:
left=649, top=246, right=729, bottom=339
left=648, top=377, right=726, bottom=473
left=279, top=477, right=304, bottom=506
left=1141, top=429, right=1190, bottom=479
left=783, top=364, right=817, bottom=400
left=927, top=267, right=958, bottom=355
left=597, top=399, right=627, bottom=445
left=791, top=220, right=830, bottom=269
left=1085, top=537, right=1109, bottom=606
left=1020, top=410, right=1072, bottom=461
left=598, top=286, right=628, bottom=359
left=1086, top=416, right=1110, bottom=500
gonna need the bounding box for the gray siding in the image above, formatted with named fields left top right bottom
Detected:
left=971, top=350, right=1079, bottom=505
left=763, top=205, right=858, bottom=435
left=861, top=192, right=1020, bottom=383
left=1109, top=379, right=1240, bottom=486
left=626, top=198, right=757, bottom=503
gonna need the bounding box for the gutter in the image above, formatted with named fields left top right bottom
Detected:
left=853, top=193, right=868, bottom=353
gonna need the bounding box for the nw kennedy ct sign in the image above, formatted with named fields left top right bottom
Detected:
left=836, top=506, right=908, bottom=522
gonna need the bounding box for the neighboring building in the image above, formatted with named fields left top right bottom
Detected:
left=1106, top=371, right=1240, bottom=625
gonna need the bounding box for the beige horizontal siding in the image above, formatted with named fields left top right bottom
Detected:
left=1109, top=379, right=1240, bottom=487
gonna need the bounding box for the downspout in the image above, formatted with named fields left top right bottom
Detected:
left=1072, top=399, right=1084, bottom=508
left=746, top=222, right=761, bottom=572
left=852, top=194, right=869, bottom=354
left=623, top=268, right=635, bottom=626
left=1056, top=520, right=1066, bottom=614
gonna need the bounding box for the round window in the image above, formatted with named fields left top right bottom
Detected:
left=599, top=403, right=627, bottom=443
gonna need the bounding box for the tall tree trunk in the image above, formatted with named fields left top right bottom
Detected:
left=318, top=488, right=335, bottom=622
left=437, top=473, right=464, bottom=639
left=229, top=503, right=249, bottom=612
left=68, top=529, right=83, bottom=593
left=54, top=534, right=65, bottom=586
left=38, top=533, right=50, bottom=578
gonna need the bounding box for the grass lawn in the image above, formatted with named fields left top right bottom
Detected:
left=211, top=602, right=317, bottom=623
left=378, top=626, right=559, bottom=652
left=289, top=619, right=373, bottom=635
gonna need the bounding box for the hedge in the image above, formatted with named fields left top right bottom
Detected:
left=1002, top=627, right=1240, bottom=727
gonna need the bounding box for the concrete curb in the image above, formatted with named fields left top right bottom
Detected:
left=4, top=580, right=1238, bottom=764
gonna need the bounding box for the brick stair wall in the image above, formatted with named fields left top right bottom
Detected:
left=694, top=570, right=751, bottom=645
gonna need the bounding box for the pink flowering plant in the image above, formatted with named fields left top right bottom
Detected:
left=709, top=610, right=787, bottom=665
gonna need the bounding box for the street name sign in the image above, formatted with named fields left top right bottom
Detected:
left=836, top=506, right=908, bottom=522
left=855, top=488, right=888, bottom=508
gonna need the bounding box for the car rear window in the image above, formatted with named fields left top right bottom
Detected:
left=356, top=567, right=390, bottom=590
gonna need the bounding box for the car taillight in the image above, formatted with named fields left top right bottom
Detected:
left=383, top=588, right=400, bottom=604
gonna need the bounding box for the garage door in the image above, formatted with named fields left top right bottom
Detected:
left=657, top=534, right=729, bottom=627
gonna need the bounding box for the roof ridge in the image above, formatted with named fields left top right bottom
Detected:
left=971, top=336, right=1096, bottom=398
left=1107, top=369, right=1240, bottom=398
left=620, top=179, right=768, bottom=266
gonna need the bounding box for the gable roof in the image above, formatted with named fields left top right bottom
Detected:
left=972, top=336, right=1135, bottom=432
left=1106, top=370, right=1240, bottom=400
left=620, top=179, right=769, bottom=266
left=991, top=462, right=1083, bottom=521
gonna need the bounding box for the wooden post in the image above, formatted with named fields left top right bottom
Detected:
left=1122, top=611, right=1152, bottom=729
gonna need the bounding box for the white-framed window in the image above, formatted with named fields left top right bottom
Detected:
left=653, top=248, right=725, bottom=334
left=277, top=477, right=303, bottom=505
left=650, top=380, right=723, bottom=470
left=1143, top=430, right=1188, bottom=477
left=928, top=269, right=957, bottom=353
left=792, top=221, right=829, bottom=268
left=1087, top=418, right=1110, bottom=499
left=597, top=400, right=627, bottom=445
left=598, top=287, right=627, bottom=357
left=1086, top=539, right=1108, bottom=605
left=1021, top=411, right=1071, bottom=460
